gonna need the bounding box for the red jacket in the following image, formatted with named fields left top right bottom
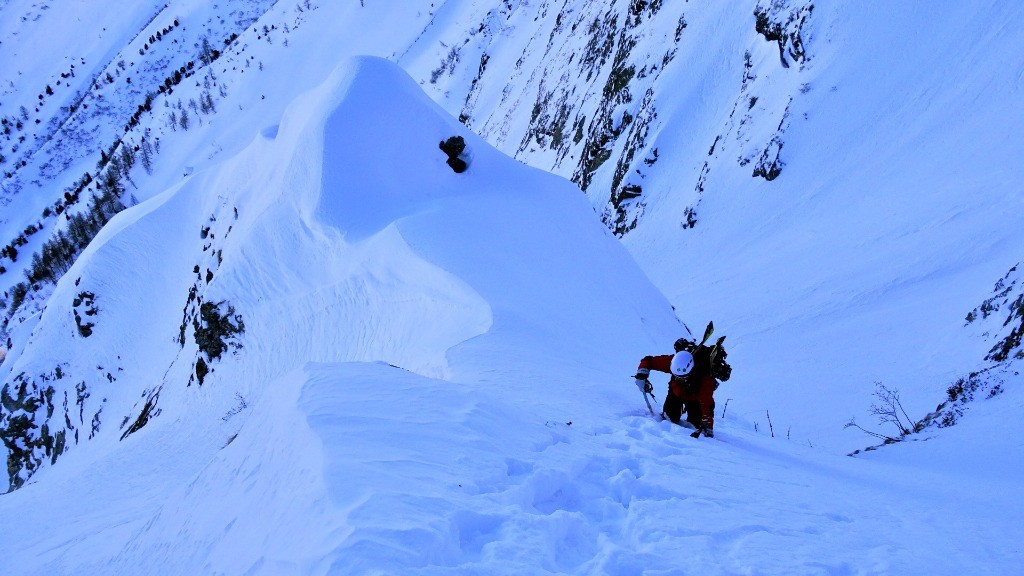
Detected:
left=638, top=354, right=716, bottom=427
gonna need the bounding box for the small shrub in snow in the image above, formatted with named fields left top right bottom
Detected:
left=195, top=357, right=209, bottom=385
left=72, top=291, right=97, bottom=338
left=848, top=367, right=1006, bottom=455
left=845, top=383, right=923, bottom=446
left=681, top=206, right=698, bottom=229
left=193, top=300, right=245, bottom=362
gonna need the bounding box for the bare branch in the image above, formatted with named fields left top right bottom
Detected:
left=870, top=383, right=912, bottom=436
left=844, top=417, right=897, bottom=442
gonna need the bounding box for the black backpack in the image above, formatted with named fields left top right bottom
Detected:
left=712, top=345, right=732, bottom=381
left=692, top=338, right=732, bottom=382
left=688, top=322, right=732, bottom=383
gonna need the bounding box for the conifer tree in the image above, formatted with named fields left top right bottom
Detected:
left=140, top=138, right=154, bottom=174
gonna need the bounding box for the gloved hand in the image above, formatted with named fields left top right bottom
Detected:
left=635, top=378, right=653, bottom=394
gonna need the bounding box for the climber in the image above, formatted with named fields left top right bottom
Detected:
left=635, top=336, right=728, bottom=438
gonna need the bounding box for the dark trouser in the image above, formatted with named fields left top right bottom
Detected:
left=687, top=398, right=714, bottom=430
left=663, top=382, right=715, bottom=429
left=663, top=388, right=685, bottom=424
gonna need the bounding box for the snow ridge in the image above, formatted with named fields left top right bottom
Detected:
left=0, top=3, right=1022, bottom=573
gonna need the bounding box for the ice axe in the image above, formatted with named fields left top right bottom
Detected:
left=638, top=379, right=656, bottom=416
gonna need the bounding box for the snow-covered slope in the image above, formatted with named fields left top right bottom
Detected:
left=5, top=1, right=1022, bottom=458
left=0, top=57, right=1021, bottom=574
left=0, top=53, right=681, bottom=487
left=408, top=0, right=1024, bottom=450
left=0, top=1, right=1022, bottom=571
left=8, top=364, right=1024, bottom=574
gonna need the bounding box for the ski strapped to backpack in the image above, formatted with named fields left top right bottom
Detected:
left=699, top=321, right=714, bottom=348
left=709, top=335, right=730, bottom=380
left=693, top=322, right=731, bottom=382
left=696, top=321, right=731, bottom=382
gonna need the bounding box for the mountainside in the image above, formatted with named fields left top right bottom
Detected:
left=0, top=50, right=681, bottom=486
left=0, top=55, right=1020, bottom=576
left=3, top=2, right=1022, bottom=461
left=0, top=1, right=1022, bottom=571
left=405, top=0, right=1024, bottom=449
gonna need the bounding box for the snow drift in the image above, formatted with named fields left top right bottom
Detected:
left=0, top=55, right=676, bottom=570
left=0, top=53, right=686, bottom=486
left=4, top=0, right=1021, bottom=459
left=408, top=0, right=1024, bottom=452
left=0, top=52, right=1020, bottom=575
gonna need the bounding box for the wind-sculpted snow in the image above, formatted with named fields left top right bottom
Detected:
left=0, top=56, right=700, bottom=570
left=0, top=1, right=1023, bottom=572
left=397, top=0, right=1024, bottom=453
left=3, top=0, right=1021, bottom=458
left=7, top=361, right=1021, bottom=574
left=5, top=55, right=620, bottom=488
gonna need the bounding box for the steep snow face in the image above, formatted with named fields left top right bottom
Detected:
left=0, top=56, right=705, bottom=574
left=0, top=0, right=279, bottom=241
left=0, top=0, right=409, bottom=324
left=403, top=0, right=812, bottom=233
left=0, top=56, right=681, bottom=491
left=0, top=33, right=1021, bottom=576
left=0, top=61, right=1021, bottom=573
left=11, top=360, right=1020, bottom=575
left=1, top=0, right=1022, bottom=463
left=630, top=1, right=1024, bottom=449
left=408, top=0, right=1024, bottom=449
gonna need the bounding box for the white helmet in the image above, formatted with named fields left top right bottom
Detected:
left=670, top=351, right=694, bottom=376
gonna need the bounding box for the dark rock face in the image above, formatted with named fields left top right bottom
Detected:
left=440, top=136, right=469, bottom=173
